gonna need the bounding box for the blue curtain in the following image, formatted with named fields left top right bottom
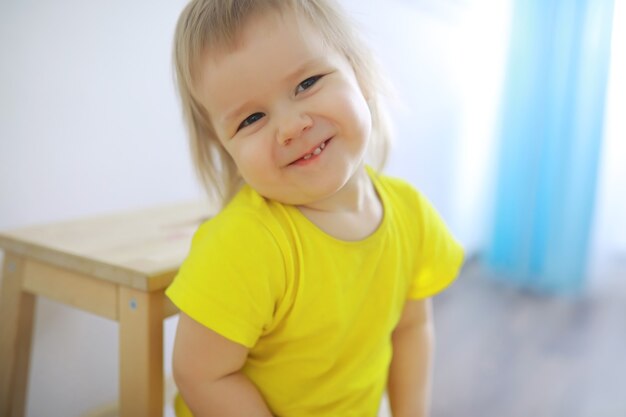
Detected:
left=485, top=0, right=614, bottom=293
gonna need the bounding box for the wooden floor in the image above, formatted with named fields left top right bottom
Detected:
left=431, top=259, right=626, bottom=417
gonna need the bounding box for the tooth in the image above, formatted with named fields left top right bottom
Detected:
left=303, top=154, right=312, bottom=160
left=313, top=147, right=322, bottom=155
left=320, top=142, right=326, bottom=149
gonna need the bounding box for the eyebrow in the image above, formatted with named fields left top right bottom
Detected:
left=220, top=56, right=328, bottom=126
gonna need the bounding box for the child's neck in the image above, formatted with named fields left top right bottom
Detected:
left=296, top=169, right=383, bottom=241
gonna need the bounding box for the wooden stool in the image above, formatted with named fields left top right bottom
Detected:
left=0, top=201, right=211, bottom=417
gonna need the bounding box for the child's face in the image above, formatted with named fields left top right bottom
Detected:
left=196, top=10, right=372, bottom=206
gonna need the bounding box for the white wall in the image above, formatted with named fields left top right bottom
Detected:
left=1, top=1, right=197, bottom=416
left=590, top=0, right=626, bottom=288
left=0, top=1, right=510, bottom=416
left=0, top=0, right=200, bottom=228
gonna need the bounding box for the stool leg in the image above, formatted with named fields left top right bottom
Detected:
left=0, top=253, right=36, bottom=417
left=118, top=287, right=164, bottom=417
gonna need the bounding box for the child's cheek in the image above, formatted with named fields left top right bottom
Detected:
left=236, top=136, right=271, bottom=172
left=332, top=79, right=367, bottom=108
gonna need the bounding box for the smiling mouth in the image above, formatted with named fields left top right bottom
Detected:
left=290, top=138, right=332, bottom=165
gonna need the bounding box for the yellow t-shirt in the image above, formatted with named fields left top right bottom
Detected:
left=166, top=171, right=464, bottom=417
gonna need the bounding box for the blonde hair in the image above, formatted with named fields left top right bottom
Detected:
left=174, top=0, right=393, bottom=207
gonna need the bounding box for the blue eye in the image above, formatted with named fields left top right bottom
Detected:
left=238, top=112, right=265, bottom=131
left=296, top=75, right=323, bottom=94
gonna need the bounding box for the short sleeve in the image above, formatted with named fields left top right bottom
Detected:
left=166, top=210, right=286, bottom=348
left=407, top=191, right=464, bottom=299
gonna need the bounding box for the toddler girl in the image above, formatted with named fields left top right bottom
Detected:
left=166, top=1, right=464, bottom=416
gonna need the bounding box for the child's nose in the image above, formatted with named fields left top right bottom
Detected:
left=276, top=112, right=313, bottom=146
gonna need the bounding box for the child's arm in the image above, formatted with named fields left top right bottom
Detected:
left=387, top=299, right=434, bottom=417
left=172, top=312, right=274, bottom=417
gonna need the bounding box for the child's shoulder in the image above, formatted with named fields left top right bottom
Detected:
left=374, top=171, right=416, bottom=192
left=371, top=170, right=423, bottom=205
left=192, top=185, right=287, bottom=253
left=371, top=170, right=444, bottom=227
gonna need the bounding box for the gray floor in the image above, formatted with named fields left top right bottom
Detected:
left=431, top=259, right=626, bottom=417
